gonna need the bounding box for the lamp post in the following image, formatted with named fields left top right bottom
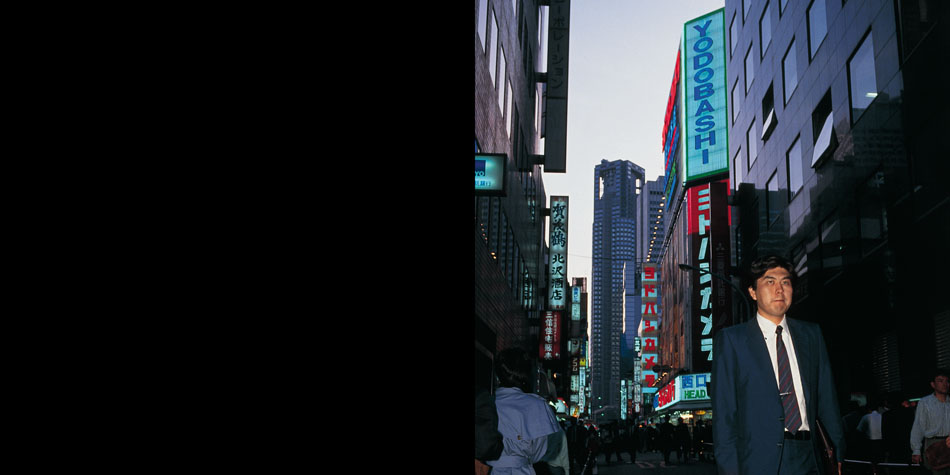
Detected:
left=677, top=262, right=753, bottom=325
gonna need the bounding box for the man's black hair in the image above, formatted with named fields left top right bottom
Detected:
left=495, top=347, right=531, bottom=391
left=934, top=368, right=950, bottom=381
left=745, top=254, right=797, bottom=290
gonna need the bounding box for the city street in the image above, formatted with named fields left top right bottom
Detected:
left=580, top=450, right=717, bottom=475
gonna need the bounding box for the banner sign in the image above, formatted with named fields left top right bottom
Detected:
left=656, top=372, right=711, bottom=411
left=640, top=263, right=660, bottom=389
left=548, top=196, right=569, bottom=310
left=688, top=180, right=732, bottom=372
left=663, top=50, right=682, bottom=204
left=540, top=311, right=562, bottom=360
left=683, top=9, right=729, bottom=185
left=475, top=153, right=506, bottom=195
left=543, top=0, right=571, bottom=173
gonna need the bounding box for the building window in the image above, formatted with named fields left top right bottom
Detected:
left=767, top=170, right=781, bottom=228
left=506, top=80, right=513, bottom=137
left=477, top=0, right=488, bottom=51
left=732, top=79, right=739, bottom=124
left=489, top=9, right=498, bottom=85
left=730, top=12, right=738, bottom=57
left=745, top=43, right=755, bottom=93
left=807, top=0, right=827, bottom=60
left=536, top=86, right=543, bottom=137
left=734, top=147, right=742, bottom=190
left=760, top=1, right=772, bottom=58
left=783, top=39, right=798, bottom=104
left=498, top=45, right=507, bottom=111
left=811, top=89, right=836, bottom=167
left=747, top=120, right=758, bottom=170
left=820, top=213, right=842, bottom=279
left=780, top=0, right=789, bottom=16
left=848, top=30, right=877, bottom=125
left=743, top=0, right=751, bottom=21
left=762, top=83, right=777, bottom=141
left=858, top=170, right=888, bottom=256
left=787, top=135, right=803, bottom=199
left=897, top=0, right=939, bottom=61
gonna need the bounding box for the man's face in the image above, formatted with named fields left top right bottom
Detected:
left=748, top=266, right=794, bottom=320
left=932, top=375, right=949, bottom=396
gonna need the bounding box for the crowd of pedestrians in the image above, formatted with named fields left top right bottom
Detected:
left=558, top=416, right=714, bottom=474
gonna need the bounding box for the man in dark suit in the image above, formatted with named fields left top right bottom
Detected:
left=712, top=255, right=847, bottom=474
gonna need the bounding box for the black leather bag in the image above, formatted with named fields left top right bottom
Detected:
left=925, top=437, right=950, bottom=471
left=814, top=419, right=838, bottom=474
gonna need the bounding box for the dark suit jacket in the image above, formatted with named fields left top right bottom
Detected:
left=711, top=317, right=847, bottom=474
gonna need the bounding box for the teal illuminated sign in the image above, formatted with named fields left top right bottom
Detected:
left=683, top=9, right=729, bottom=185
left=475, top=153, right=506, bottom=195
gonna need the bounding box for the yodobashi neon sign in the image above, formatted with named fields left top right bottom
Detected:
left=683, top=9, right=729, bottom=185
left=475, top=153, right=506, bottom=195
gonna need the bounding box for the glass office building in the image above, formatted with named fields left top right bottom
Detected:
left=726, top=0, right=950, bottom=398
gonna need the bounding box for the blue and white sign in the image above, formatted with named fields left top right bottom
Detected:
left=683, top=9, right=729, bottom=184
left=475, top=153, right=506, bottom=195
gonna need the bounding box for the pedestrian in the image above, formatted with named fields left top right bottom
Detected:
left=841, top=399, right=866, bottom=462
left=658, top=416, right=675, bottom=464
left=626, top=421, right=638, bottom=463
left=674, top=418, right=691, bottom=463
left=647, top=423, right=658, bottom=452
left=581, top=427, right=600, bottom=475
left=693, top=420, right=708, bottom=461
left=882, top=392, right=914, bottom=464
left=603, top=424, right=624, bottom=465
left=910, top=368, right=950, bottom=475
left=711, top=255, right=848, bottom=474
left=565, top=417, right=588, bottom=475
left=475, top=386, right=504, bottom=475
left=857, top=394, right=887, bottom=467
left=486, top=348, right=571, bottom=475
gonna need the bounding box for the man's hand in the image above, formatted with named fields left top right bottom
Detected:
left=945, top=436, right=949, bottom=448
left=912, top=454, right=921, bottom=464
left=837, top=461, right=842, bottom=475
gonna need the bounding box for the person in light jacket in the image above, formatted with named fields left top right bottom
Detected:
left=487, top=348, right=570, bottom=475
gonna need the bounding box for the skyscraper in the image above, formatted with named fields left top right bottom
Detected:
left=590, top=159, right=644, bottom=422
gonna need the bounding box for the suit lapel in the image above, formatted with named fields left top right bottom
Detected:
left=744, top=319, right=778, bottom=393
left=787, top=318, right=814, bottom=420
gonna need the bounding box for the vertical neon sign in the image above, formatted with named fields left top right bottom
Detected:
left=683, top=9, right=729, bottom=184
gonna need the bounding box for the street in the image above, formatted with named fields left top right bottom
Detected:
left=580, top=450, right=717, bottom=475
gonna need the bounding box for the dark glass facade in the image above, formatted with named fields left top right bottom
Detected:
left=726, top=0, right=950, bottom=402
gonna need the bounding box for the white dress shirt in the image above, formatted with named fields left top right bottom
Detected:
left=756, top=314, right=811, bottom=431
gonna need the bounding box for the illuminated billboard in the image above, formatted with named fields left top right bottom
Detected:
left=656, top=373, right=712, bottom=411
left=640, top=263, right=660, bottom=392
left=475, top=153, right=506, bottom=195
left=548, top=196, right=569, bottom=310
left=683, top=9, right=729, bottom=185
left=662, top=50, right=682, bottom=204
left=687, top=180, right=732, bottom=372
left=540, top=311, right=561, bottom=360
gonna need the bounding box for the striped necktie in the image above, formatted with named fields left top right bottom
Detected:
left=776, top=325, right=802, bottom=434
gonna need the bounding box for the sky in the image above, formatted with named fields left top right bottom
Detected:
left=541, top=0, right=726, bottom=296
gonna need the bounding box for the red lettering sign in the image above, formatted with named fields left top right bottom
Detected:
left=643, top=338, right=657, bottom=352
left=643, top=284, right=657, bottom=297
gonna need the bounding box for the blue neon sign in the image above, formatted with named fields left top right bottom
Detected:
left=683, top=9, right=729, bottom=184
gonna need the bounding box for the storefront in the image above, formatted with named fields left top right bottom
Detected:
left=650, top=372, right=713, bottom=424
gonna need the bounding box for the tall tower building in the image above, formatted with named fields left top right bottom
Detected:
left=638, top=176, right=668, bottom=265
left=591, top=159, right=644, bottom=422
